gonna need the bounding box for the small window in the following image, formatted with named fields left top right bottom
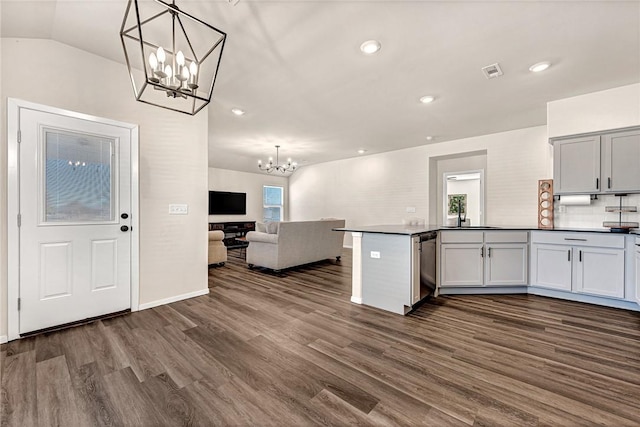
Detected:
left=263, top=185, right=283, bottom=222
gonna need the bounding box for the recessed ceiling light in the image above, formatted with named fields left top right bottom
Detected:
left=529, top=61, right=551, bottom=73
left=360, top=40, right=381, bottom=55
left=419, top=95, right=435, bottom=104
left=425, top=136, right=433, bottom=141
left=357, top=149, right=367, bottom=154
left=231, top=108, right=245, bottom=116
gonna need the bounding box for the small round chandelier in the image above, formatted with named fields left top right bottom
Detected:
left=258, top=146, right=297, bottom=174
left=120, top=0, right=227, bottom=115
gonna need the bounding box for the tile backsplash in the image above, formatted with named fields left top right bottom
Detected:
left=553, top=193, right=640, bottom=229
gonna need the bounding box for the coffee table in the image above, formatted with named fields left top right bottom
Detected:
left=234, top=236, right=249, bottom=259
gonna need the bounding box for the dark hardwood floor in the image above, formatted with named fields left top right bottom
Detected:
left=2, top=248, right=640, bottom=426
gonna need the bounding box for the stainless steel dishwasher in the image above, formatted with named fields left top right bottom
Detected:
left=419, top=231, right=438, bottom=299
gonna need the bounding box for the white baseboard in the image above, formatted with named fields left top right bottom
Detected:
left=0, top=335, right=7, bottom=344
left=343, top=245, right=353, bottom=249
left=138, top=288, right=209, bottom=311
left=350, top=296, right=362, bottom=304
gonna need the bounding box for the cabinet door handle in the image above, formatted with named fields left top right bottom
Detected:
left=568, top=250, right=571, bottom=261
left=579, top=250, right=582, bottom=262
left=480, top=247, right=484, bottom=258
left=607, top=177, right=611, bottom=189
left=596, top=177, right=599, bottom=190
left=488, top=247, right=492, bottom=257
left=564, top=238, right=587, bottom=241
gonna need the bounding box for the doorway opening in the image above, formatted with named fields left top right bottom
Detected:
left=443, top=170, right=484, bottom=226
left=428, top=150, right=487, bottom=226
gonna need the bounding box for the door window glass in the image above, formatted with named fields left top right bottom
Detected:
left=44, top=129, right=115, bottom=222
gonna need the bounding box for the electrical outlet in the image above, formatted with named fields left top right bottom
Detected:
left=169, top=204, right=188, bottom=215
left=559, top=205, right=566, bottom=213
left=370, top=251, right=381, bottom=259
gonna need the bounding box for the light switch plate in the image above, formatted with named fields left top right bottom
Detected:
left=370, top=251, right=381, bottom=259
left=406, top=207, right=416, bottom=213
left=169, top=204, right=188, bottom=215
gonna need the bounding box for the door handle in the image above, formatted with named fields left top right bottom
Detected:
left=607, top=177, right=611, bottom=189
left=488, top=247, right=492, bottom=257
left=480, top=247, right=484, bottom=258
left=568, top=250, right=571, bottom=261
left=564, top=238, right=587, bottom=242
left=579, top=250, right=582, bottom=262
left=596, top=177, right=599, bottom=190
left=120, top=225, right=130, bottom=232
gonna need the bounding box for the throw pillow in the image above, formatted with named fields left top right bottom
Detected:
left=266, top=222, right=279, bottom=234
left=256, top=222, right=266, bottom=233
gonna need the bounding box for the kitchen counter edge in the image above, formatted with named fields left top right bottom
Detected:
left=334, top=225, right=639, bottom=236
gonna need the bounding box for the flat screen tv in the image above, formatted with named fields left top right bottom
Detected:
left=209, top=191, right=246, bottom=215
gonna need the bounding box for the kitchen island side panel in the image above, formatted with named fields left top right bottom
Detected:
left=361, top=233, right=411, bottom=314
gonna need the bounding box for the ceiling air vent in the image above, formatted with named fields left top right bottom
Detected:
left=481, top=63, right=503, bottom=79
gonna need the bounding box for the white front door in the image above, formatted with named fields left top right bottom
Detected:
left=18, top=107, right=133, bottom=334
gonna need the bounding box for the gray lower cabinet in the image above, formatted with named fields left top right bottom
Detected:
left=530, top=231, right=625, bottom=299
left=485, top=243, right=529, bottom=286
left=440, top=243, right=484, bottom=286
left=575, top=247, right=625, bottom=298
left=529, top=244, right=572, bottom=291
left=439, top=231, right=528, bottom=288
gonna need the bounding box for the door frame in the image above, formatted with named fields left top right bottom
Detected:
left=442, top=169, right=485, bottom=226
left=7, top=98, right=140, bottom=341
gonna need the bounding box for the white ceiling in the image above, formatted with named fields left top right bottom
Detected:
left=2, top=1, right=639, bottom=174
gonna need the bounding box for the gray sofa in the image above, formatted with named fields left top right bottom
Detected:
left=245, top=219, right=346, bottom=271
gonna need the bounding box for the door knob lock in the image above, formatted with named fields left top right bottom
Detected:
left=120, top=225, right=129, bottom=232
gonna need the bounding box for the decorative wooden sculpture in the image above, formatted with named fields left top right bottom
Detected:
left=538, top=179, right=554, bottom=229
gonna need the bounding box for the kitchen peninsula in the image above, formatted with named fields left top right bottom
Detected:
left=341, top=224, right=436, bottom=315
left=339, top=225, right=640, bottom=315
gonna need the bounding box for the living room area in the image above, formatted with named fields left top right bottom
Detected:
left=207, top=167, right=347, bottom=272
left=2, top=1, right=640, bottom=425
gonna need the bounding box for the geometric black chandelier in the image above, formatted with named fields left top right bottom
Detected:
left=120, top=0, right=227, bottom=115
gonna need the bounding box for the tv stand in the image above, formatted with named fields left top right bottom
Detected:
left=209, top=221, right=256, bottom=248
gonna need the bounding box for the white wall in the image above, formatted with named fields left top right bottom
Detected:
left=290, top=125, right=551, bottom=246
left=289, top=146, right=431, bottom=245
left=208, top=168, right=289, bottom=223
left=1, top=39, right=209, bottom=338
left=548, top=83, right=640, bottom=138
left=554, top=194, right=640, bottom=229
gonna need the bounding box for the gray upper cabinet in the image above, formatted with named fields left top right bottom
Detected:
left=553, top=135, right=601, bottom=194
left=553, top=127, right=640, bottom=195
left=601, top=129, right=640, bottom=193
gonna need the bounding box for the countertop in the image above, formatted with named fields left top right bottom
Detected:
left=335, top=224, right=639, bottom=236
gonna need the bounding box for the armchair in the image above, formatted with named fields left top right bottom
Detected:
left=208, top=230, right=227, bottom=266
